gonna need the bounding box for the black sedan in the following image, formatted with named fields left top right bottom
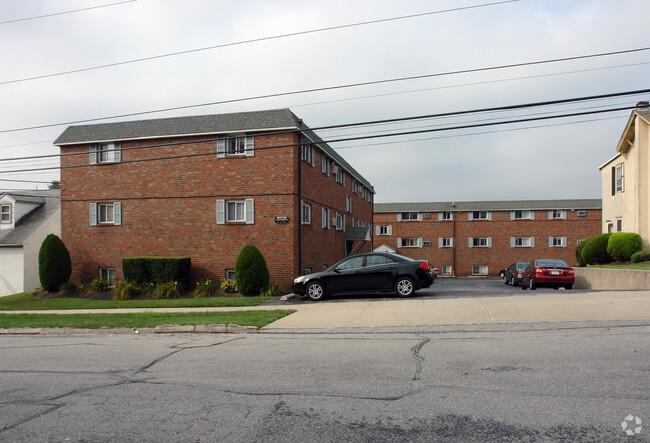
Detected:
left=292, top=252, right=434, bottom=301
left=503, top=262, right=530, bottom=286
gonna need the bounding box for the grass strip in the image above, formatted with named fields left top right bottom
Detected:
left=589, top=262, right=650, bottom=270
left=0, top=310, right=295, bottom=329
left=0, top=292, right=274, bottom=311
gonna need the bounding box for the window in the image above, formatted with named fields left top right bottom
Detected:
left=226, top=269, right=236, bottom=281
left=577, top=211, right=587, bottom=217
left=399, top=212, right=420, bottom=221
left=351, top=179, right=359, bottom=194
left=89, top=202, right=121, bottom=226
left=439, top=237, right=454, bottom=248
left=399, top=237, right=421, bottom=248
left=301, top=201, right=311, bottom=225
left=99, top=268, right=116, bottom=286
left=216, top=199, right=254, bottom=224
left=439, top=211, right=453, bottom=221
left=512, top=210, right=532, bottom=220
left=337, top=256, right=364, bottom=270
left=321, top=208, right=330, bottom=229
left=335, top=212, right=343, bottom=231
left=90, top=143, right=121, bottom=164
left=423, top=240, right=431, bottom=247
left=511, top=237, right=534, bottom=247
left=549, top=237, right=567, bottom=248
left=616, top=218, right=623, bottom=232
left=549, top=210, right=566, bottom=220
left=469, top=237, right=491, bottom=247
left=333, top=165, right=344, bottom=184
left=442, top=266, right=452, bottom=275
left=367, top=255, right=396, bottom=266
left=321, top=155, right=330, bottom=175
left=472, top=266, right=488, bottom=276
left=0, top=204, right=10, bottom=223
left=615, top=163, right=624, bottom=193
left=470, top=211, right=490, bottom=220
left=216, top=135, right=254, bottom=157
left=607, top=222, right=614, bottom=233
left=301, top=144, right=314, bottom=165
left=346, top=195, right=352, bottom=213
left=377, top=225, right=392, bottom=236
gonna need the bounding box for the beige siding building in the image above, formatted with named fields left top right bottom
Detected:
left=600, top=104, right=650, bottom=248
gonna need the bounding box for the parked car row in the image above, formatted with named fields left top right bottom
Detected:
left=292, top=252, right=434, bottom=301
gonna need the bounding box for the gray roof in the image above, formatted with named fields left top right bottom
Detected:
left=374, top=199, right=602, bottom=213
left=53, top=108, right=373, bottom=190
left=0, top=190, right=60, bottom=246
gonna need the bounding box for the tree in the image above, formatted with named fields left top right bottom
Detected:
left=235, top=244, right=270, bottom=296
left=38, top=234, right=72, bottom=292
left=48, top=180, right=61, bottom=190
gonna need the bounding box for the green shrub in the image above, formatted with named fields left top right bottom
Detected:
left=122, top=257, right=191, bottom=285
left=631, top=250, right=650, bottom=263
left=607, top=233, right=642, bottom=261
left=575, top=240, right=587, bottom=267
left=81, top=278, right=110, bottom=295
left=57, top=281, right=77, bottom=296
left=261, top=282, right=282, bottom=297
left=580, top=233, right=613, bottom=265
left=220, top=279, right=236, bottom=293
left=152, top=281, right=181, bottom=299
left=235, top=245, right=270, bottom=297
left=38, top=234, right=72, bottom=292
left=112, top=280, right=139, bottom=301
left=194, top=279, right=218, bottom=298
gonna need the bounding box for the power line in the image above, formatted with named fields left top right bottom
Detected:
left=0, top=103, right=640, bottom=176
left=0, top=0, right=516, bottom=86
left=3, top=46, right=649, bottom=135
left=1, top=88, right=647, bottom=164
left=0, top=1, right=137, bottom=25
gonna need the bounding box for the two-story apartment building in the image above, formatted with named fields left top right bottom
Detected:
left=54, top=109, right=374, bottom=290
left=373, top=199, right=601, bottom=277
left=600, top=104, right=650, bottom=247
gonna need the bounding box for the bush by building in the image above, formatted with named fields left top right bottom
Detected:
left=631, top=250, right=650, bottom=263
left=575, top=240, right=587, bottom=267
left=580, top=233, right=613, bottom=265
left=38, top=234, right=72, bottom=292
left=607, top=233, right=642, bottom=261
left=122, top=257, right=191, bottom=285
left=235, top=245, right=270, bottom=296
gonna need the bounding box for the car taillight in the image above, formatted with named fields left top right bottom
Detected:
left=568, top=268, right=574, bottom=275
left=419, top=262, right=430, bottom=271
left=535, top=267, right=544, bottom=275
left=517, top=271, right=522, bottom=277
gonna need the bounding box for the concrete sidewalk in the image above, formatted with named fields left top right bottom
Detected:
left=1, top=290, right=649, bottom=330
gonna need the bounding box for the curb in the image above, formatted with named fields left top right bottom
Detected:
left=0, top=323, right=258, bottom=335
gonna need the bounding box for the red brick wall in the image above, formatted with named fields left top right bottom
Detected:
left=374, top=208, right=601, bottom=276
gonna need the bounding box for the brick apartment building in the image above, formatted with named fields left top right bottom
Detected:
left=373, top=200, right=601, bottom=277
left=54, top=109, right=374, bottom=290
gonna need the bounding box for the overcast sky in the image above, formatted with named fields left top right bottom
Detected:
left=1, top=0, right=649, bottom=203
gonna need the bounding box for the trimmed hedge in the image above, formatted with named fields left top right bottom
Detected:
left=631, top=250, right=650, bottom=263
left=235, top=245, right=270, bottom=297
left=607, top=232, right=642, bottom=261
left=575, top=240, right=587, bottom=267
left=38, top=234, right=72, bottom=292
left=122, top=257, right=191, bottom=285
left=580, top=233, right=613, bottom=266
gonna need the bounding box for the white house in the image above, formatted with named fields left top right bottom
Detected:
left=0, top=190, right=61, bottom=296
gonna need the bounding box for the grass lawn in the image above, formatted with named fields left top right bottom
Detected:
left=0, top=310, right=296, bottom=329
left=590, top=262, right=650, bottom=271
left=0, top=291, right=275, bottom=311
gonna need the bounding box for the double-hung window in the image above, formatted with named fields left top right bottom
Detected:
left=346, top=195, right=352, bottom=213
left=90, top=143, right=121, bottom=164
left=321, top=208, right=330, bottom=229
left=511, top=237, right=534, bottom=247
left=614, top=163, right=624, bottom=194
left=439, top=211, right=453, bottom=221
left=376, top=225, right=392, bottom=236
left=512, top=210, right=533, bottom=220
left=0, top=204, right=10, bottom=223
left=548, top=210, right=566, bottom=220
left=217, top=135, right=254, bottom=157
left=442, top=266, right=452, bottom=275
left=472, top=266, right=488, bottom=275
left=469, top=211, right=490, bottom=220
left=216, top=199, right=254, bottom=224
left=99, top=268, right=117, bottom=286
left=549, top=237, right=567, bottom=248
left=321, top=155, right=330, bottom=176
left=89, top=202, right=121, bottom=226
left=301, top=144, right=314, bottom=165
left=301, top=201, right=312, bottom=225
left=400, top=238, right=421, bottom=248
left=469, top=237, right=491, bottom=247
left=438, top=237, right=454, bottom=248
left=335, top=212, right=343, bottom=231
left=398, top=212, right=420, bottom=221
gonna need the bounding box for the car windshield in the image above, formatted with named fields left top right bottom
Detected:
left=516, top=263, right=529, bottom=270
left=336, top=256, right=365, bottom=270
left=536, top=259, right=568, bottom=267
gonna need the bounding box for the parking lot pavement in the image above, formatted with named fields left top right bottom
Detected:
left=262, top=278, right=650, bottom=330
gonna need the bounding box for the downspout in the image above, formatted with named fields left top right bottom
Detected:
left=297, top=123, right=303, bottom=276
left=452, top=210, right=457, bottom=277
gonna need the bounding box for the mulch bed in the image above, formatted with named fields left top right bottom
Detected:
left=36, top=290, right=243, bottom=301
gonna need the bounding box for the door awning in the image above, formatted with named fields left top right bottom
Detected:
left=345, top=227, right=371, bottom=241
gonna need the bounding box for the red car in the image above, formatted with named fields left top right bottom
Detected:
left=521, top=259, right=574, bottom=290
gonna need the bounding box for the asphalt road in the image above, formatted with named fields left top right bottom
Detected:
left=1, top=322, right=648, bottom=442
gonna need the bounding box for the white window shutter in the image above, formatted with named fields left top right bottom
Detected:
left=396, top=237, right=402, bottom=248
left=113, top=142, right=122, bottom=162
left=511, top=237, right=515, bottom=248
left=245, top=136, right=254, bottom=157
left=468, top=212, right=473, bottom=221
left=562, top=210, right=567, bottom=220
left=113, top=202, right=121, bottom=226
left=245, top=199, right=254, bottom=224
left=548, top=237, right=553, bottom=248
left=343, top=214, right=346, bottom=232
left=530, top=237, right=535, bottom=248
left=487, top=212, right=492, bottom=221
left=418, top=238, right=423, bottom=248
left=216, top=199, right=225, bottom=224
left=89, top=203, right=97, bottom=226
left=468, top=237, right=473, bottom=248
left=323, top=208, right=327, bottom=229
left=548, top=210, right=553, bottom=220
left=327, top=209, right=330, bottom=229
left=488, top=237, right=492, bottom=247
left=510, top=211, right=515, bottom=220
left=387, top=225, right=392, bottom=235
left=438, top=237, right=443, bottom=248
left=562, top=236, right=567, bottom=247
left=530, top=211, right=535, bottom=220
left=417, top=213, right=423, bottom=221
left=216, top=138, right=226, bottom=158
left=89, top=145, right=98, bottom=164
left=438, top=212, right=443, bottom=221
left=397, top=213, right=402, bottom=222
left=376, top=225, right=380, bottom=236
left=451, top=237, right=455, bottom=247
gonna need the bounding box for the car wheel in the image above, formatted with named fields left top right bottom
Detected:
left=529, top=278, right=536, bottom=290
left=395, top=277, right=415, bottom=297
left=305, top=281, right=326, bottom=301
left=521, top=277, right=527, bottom=290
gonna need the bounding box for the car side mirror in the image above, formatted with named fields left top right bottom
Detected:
left=333, top=267, right=341, bottom=273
